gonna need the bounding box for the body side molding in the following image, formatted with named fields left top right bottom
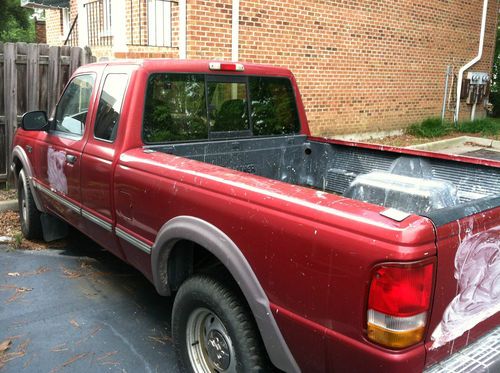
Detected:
left=151, top=215, right=300, bottom=373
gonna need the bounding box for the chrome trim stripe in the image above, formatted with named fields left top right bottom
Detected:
left=115, top=227, right=152, bottom=254
left=82, top=210, right=112, bottom=232
left=33, top=180, right=81, bottom=214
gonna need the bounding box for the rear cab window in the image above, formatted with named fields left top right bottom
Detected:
left=143, top=74, right=300, bottom=143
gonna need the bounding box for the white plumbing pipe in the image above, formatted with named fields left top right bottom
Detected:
left=454, top=0, right=489, bottom=124
left=232, top=0, right=240, bottom=61
left=179, top=0, right=187, bottom=59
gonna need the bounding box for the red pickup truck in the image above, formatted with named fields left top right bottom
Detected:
left=11, top=60, right=500, bottom=373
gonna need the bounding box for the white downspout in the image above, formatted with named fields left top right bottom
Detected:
left=232, top=0, right=239, bottom=61
left=77, top=0, right=88, bottom=47
left=179, top=0, right=187, bottom=59
left=454, top=0, right=489, bottom=123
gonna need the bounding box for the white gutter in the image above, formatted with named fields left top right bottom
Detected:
left=232, top=0, right=240, bottom=61
left=454, top=0, right=489, bottom=123
left=179, top=0, right=187, bottom=59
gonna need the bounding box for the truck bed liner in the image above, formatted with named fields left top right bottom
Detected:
left=147, top=135, right=500, bottom=221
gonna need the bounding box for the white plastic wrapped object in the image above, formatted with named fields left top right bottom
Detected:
left=344, top=171, right=459, bottom=214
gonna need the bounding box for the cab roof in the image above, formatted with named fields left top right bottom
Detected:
left=82, top=59, right=294, bottom=77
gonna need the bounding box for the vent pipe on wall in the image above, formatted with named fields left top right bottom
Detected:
left=454, top=0, right=489, bottom=124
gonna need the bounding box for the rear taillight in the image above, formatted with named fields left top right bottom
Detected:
left=367, top=260, right=434, bottom=349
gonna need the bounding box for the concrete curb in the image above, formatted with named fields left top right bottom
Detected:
left=0, top=199, right=18, bottom=212
left=408, top=136, right=500, bottom=151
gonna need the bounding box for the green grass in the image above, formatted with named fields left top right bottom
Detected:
left=406, top=117, right=500, bottom=138
left=407, top=118, right=451, bottom=138
left=456, top=118, right=500, bottom=136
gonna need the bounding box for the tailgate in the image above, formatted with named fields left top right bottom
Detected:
left=425, top=207, right=500, bottom=369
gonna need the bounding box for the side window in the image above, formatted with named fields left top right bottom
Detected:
left=54, top=74, right=95, bottom=136
left=94, top=74, right=128, bottom=142
left=249, top=77, right=300, bottom=136
left=143, top=74, right=207, bottom=143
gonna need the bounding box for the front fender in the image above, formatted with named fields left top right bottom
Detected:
left=11, top=145, right=45, bottom=213
left=151, top=215, right=300, bottom=373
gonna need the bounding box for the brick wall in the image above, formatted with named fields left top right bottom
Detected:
left=45, top=9, right=63, bottom=46
left=187, top=0, right=499, bottom=136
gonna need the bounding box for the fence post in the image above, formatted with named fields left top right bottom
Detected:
left=27, top=44, right=40, bottom=111
left=47, top=46, right=61, bottom=115
left=70, top=47, right=82, bottom=76
left=3, top=43, right=17, bottom=184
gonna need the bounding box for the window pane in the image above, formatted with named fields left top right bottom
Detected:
left=94, top=74, right=128, bottom=141
left=55, top=74, right=95, bottom=136
left=147, top=0, right=172, bottom=47
left=207, top=81, right=249, bottom=132
left=249, top=77, right=300, bottom=136
left=143, top=74, right=207, bottom=143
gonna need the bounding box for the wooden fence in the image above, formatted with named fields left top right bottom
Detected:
left=0, top=42, right=95, bottom=184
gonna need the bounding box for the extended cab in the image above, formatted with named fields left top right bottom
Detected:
left=12, top=60, right=500, bottom=372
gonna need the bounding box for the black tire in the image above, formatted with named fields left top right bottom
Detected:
left=17, top=169, right=42, bottom=240
left=172, top=275, right=271, bottom=373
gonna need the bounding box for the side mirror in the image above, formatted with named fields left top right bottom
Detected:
left=21, top=111, right=48, bottom=131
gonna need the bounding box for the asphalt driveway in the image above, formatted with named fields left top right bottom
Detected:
left=0, top=232, right=180, bottom=372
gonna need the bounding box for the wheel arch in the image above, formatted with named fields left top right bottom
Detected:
left=151, top=215, right=300, bottom=373
left=11, top=145, right=45, bottom=212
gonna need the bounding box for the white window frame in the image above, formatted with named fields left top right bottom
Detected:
left=101, top=0, right=113, bottom=37
left=147, top=0, right=172, bottom=47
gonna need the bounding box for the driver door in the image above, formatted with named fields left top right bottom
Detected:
left=34, top=74, right=97, bottom=230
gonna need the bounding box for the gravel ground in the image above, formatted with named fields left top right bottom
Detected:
left=0, top=189, right=16, bottom=202
left=0, top=210, right=66, bottom=250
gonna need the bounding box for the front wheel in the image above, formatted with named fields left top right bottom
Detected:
left=172, top=275, right=270, bottom=373
left=17, top=169, right=42, bottom=240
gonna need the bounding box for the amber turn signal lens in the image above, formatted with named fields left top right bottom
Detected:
left=367, top=322, right=425, bottom=349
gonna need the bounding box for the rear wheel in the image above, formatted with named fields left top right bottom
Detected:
left=17, top=169, right=42, bottom=240
left=172, top=275, right=270, bottom=373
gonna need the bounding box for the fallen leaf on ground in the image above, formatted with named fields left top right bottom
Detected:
left=20, top=266, right=50, bottom=277
left=50, top=344, right=68, bottom=352
left=75, top=326, right=103, bottom=346
left=0, top=340, right=12, bottom=353
left=96, top=351, right=118, bottom=361
left=62, top=353, right=88, bottom=367
left=70, top=319, right=80, bottom=328
left=148, top=334, right=171, bottom=345
left=50, top=352, right=89, bottom=373
left=0, top=338, right=30, bottom=366
left=61, top=266, right=82, bottom=279
left=6, top=287, right=33, bottom=303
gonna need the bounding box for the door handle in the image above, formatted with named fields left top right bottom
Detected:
left=66, top=154, right=77, bottom=164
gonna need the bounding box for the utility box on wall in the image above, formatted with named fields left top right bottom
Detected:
left=464, top=72, right=490, bottom=107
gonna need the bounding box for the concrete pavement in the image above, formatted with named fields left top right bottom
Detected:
left=0, top=232, right=180, bottom=373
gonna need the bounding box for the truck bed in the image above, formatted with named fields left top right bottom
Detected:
left=147, top=135, right=500, bottom=221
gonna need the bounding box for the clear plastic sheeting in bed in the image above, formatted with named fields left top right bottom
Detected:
left=344, top=171, right=460, bottom=214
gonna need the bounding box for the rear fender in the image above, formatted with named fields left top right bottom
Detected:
left=151, top=215, right=300, bottom=373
